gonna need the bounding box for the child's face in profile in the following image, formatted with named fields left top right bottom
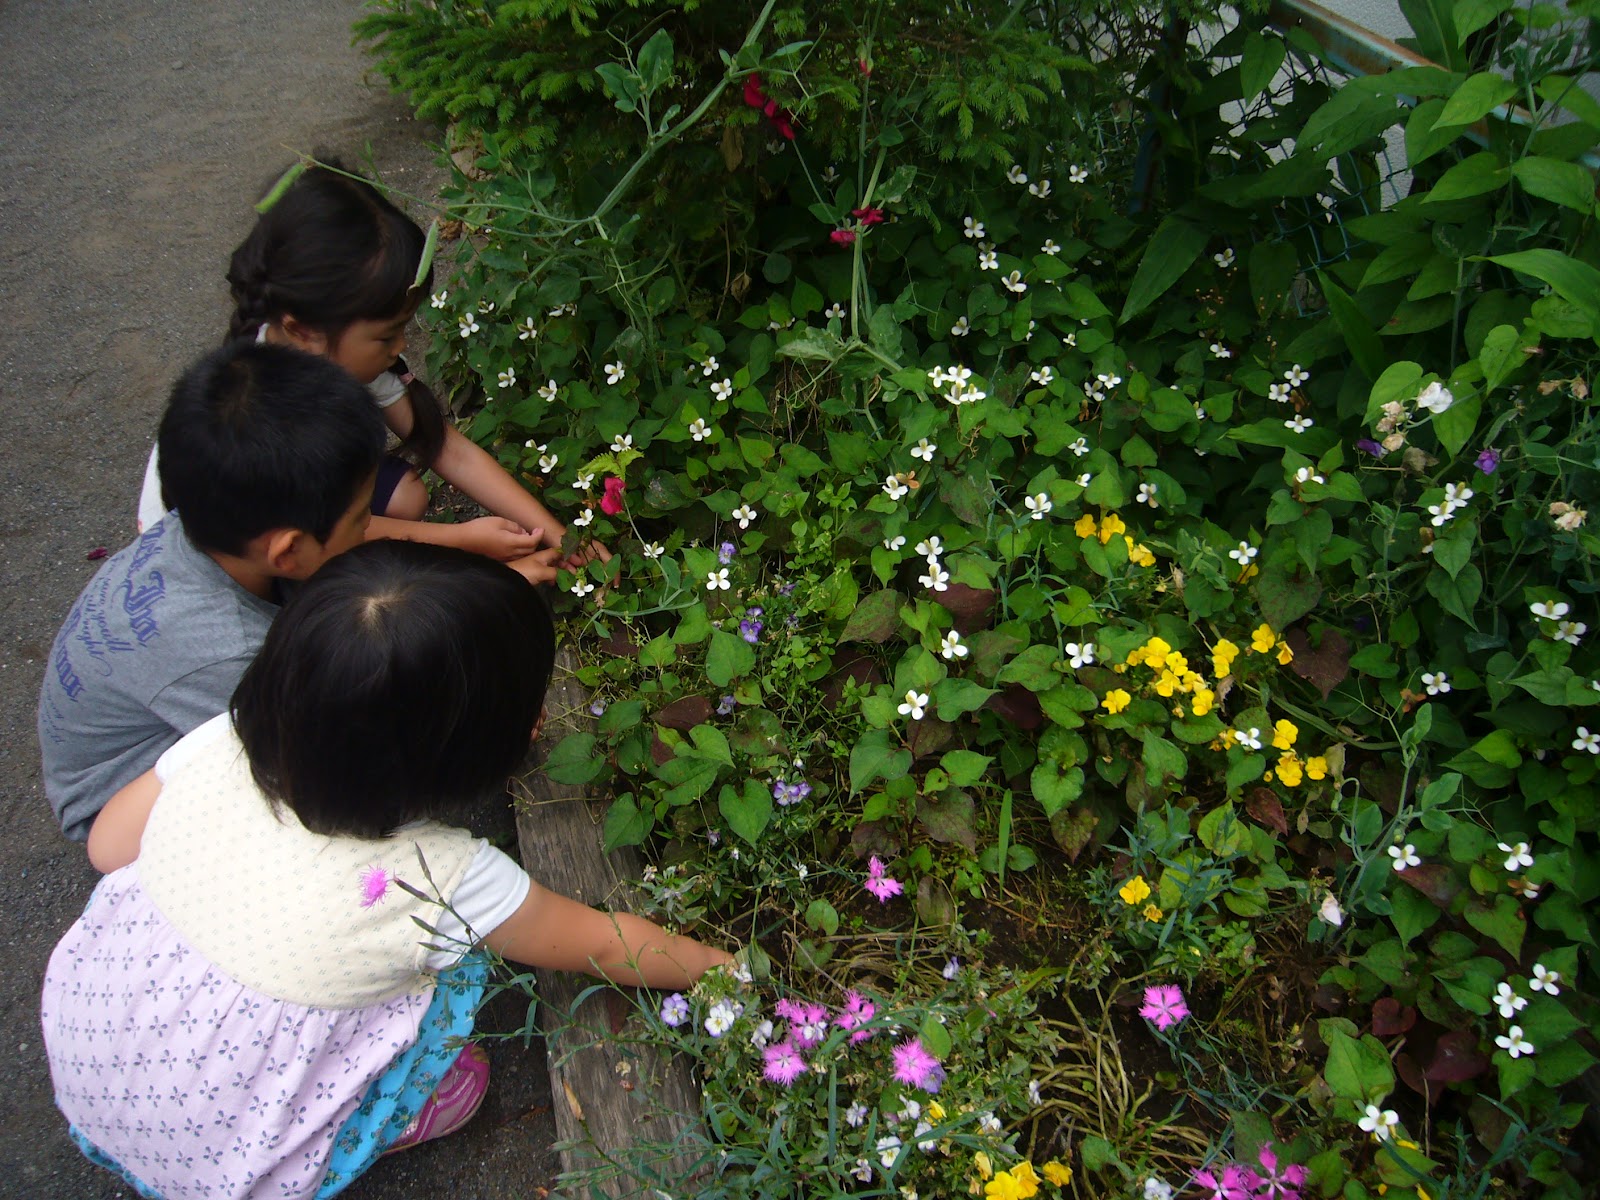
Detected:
left=326, top=310, right=412, bottom=385
left=289, top=472, right=376, bottom=579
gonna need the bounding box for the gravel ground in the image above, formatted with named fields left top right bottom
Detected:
left=0, top=3, right=558, bottom=1195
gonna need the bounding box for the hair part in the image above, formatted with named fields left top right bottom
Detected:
left=158, top=342, right=387, bottom=555
left=231, top=541, right=556, bottom=839
left=227, top=157, right=445, bottom=467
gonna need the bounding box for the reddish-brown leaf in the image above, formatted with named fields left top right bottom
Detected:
left=654, top=696, right=713, bottom=730
left=985, top=685, right=1043, bottom=730
left=934, top=583, right=996, bottom=634
left=1395, top=863, right=1459, bottom=908
left=1425, top=1029, right=1490, bottom=1084
left=1371, top=996, right=1416, bottom=1037
left=1285, top=627, right=1351, bottom=699
left=1245, top=786, right=1288, bottom=836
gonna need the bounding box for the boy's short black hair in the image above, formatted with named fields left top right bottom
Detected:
left=158, top=341, right=386, bottom=555
left=231, top=541, right=556, bottom=839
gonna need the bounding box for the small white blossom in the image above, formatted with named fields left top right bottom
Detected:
left=570, top=578, right=595, bottom=597
left=1268, top=383, right=1291, bottom=403
left=517, top=316, right=538, bottom=341
left=940, top=630, right=968, bottom=660
left=1144, top=1179, right=1175, bottom=1200
left=1495, top=1025, right=1534, bottom=1058
left=876, top=1136, right=903, bottom=1170
left=898, top=689, right=929, bottom=720
left=1572, top=726, right=1600, bottom=754
left=978, top=1112, right=1002, bottom=1135
left=1027, top=178, right=1052, bottom=198
left=1387, top=843, right=1421, bottom=871
left=1213, top=248, right=1236, bottom=268
left=611, top=433, right=634, bottom=453
left=457, top=314, right=480, bottom=338
left=641, top=542, right=664, bottom=560
left=711, top=378, right=733, bottom=401
left=574, top=472, right=595, bottom=491
left=916, top=537, right=944, bottom=560
left=1068, top=165, right=1089, bottom=184
left=910, top=438, right=937, bottom=462
left=822, top=164, right=840, bottom=184
left=1421, top=671, right=1451, bottom=696
left=1555, top=620, right=1587, bottom=646
left=1233, top=726, right=1264, bottom=751
left=1294, top=466, right=1325, bottom=485
left=1531, top=600, right=1570, bottom=621
left=1066, top=642, right=1096, bottom=668
left=1284, top=364, right=1310, bottom=387
left=824, top=302, right=846, bottom=319
left=538, top=452, right=559, bottom=473
left=688, top=417, right=710, bottom=442
left=732, top=504, right=758, bottom=529
left=477, top=299, right=496, bottom=314
left=1494, top=982, right=1528, bottom=1019
left=1001, top=270, right=1027, bottom=294
left=1136, top=482, right=1159, bottom=507
left=1026, top=1080, right=1042, bottom=1106
left=1285, top=415, right=1314, bottom=433
left=978, top=249, right=999, bottom=271
left=1498, top=841, right=1534, bottom=872
left=919, top=563, right=950, bottom=592
left=1443, top=482, right=1475, bottom=506
left=962, top=216, right=985, bottom=240
left=571, top=509, right=594, bottom=528
left=750, top=1019, right=774, bottom=1049
left=538, top=379, right=559, bottom=402
left=704, top=1001, right=736, bottom=1038
left=701, top=355, right=719, bottom=377
left=1416, top=381, right=1455, bottom=413
left=1064, top=331, right=1077, bottom=347
left=706, top=568, right=731, bottom=591
left=1029, top=366, right=1055, bottom=386
left=1530, top=963, right=1562, bottom=994
left=951, top=315, right=970, bottom=337
left=1075, top=472, right=1092, bottom=486
left=883, top=475, right=910, bottom=501
left=1210, top=342, right=1232, bottom=359
left=845, top=1102, right=869, bottom=1128
left=884, top=535, right=907, bottom=552
left=1096, top=372, right=1123, bottom=389
left=604, top=361, right=626, bottom=385
left=430, top=290, right=449, bottom=309
left=1318, top=893, right=1344, bottom=927
left=1068, top=436, right=1090, bottom=457
left=1359, top=1105, right=1400, bottom=1140
left=1228, top=542, right=1258, bottom=564
left=1024, top=492, right=1053, bottom=520
left=1041, top=238, right=1061, bottom=255
left=1006, top=164, right=1028, bottom=185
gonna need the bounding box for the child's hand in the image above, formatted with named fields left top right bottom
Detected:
left=455, top=517, right=547, bottom=562
left=562, top=538, right=613, bottom=569
left=507, top=547, right=563, bottom=586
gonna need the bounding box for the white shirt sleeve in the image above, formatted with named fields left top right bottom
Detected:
left=422, top=841, right=533, bottom=971
left=153, top=712, right=234, bottom=783
left=367, top=370, right=409, bottom=410
left=136, top=444, right=166, bottom=533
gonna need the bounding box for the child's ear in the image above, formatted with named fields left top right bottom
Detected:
left=262, top=528, right=310, bottom=577
left=277, top=314, right=329, bottom=356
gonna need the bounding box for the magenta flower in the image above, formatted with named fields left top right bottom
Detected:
left=1192, top=1163, right=1255, bottom=1200
left=830, top=229, right=857, bottom=246
left=358, top=864, right=392, bottom=908
left=864, top=855, right=903, bottom=903
left=600, top=476, right=626, bottom=515
left=890, top=1037, right=945, bottom=1093
left=1254, top=1144, right=1308, bottom=1200
left=762, top=1040, right=807, bottom=1086
left=1139, top=984, right=1190, bottom=1031
left=833, top=990, right=877, bottom=1044
left=774, top=997, right=807, bottom=1023
left=788, top=1001, right=830, bottom=1049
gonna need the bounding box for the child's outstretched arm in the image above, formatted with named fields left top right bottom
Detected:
left=483, top=880, right=733, bottom=989
left=86, top=768, right=161, bottom=873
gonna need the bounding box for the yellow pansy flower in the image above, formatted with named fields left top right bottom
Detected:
left=974, top=1152, right=994, bottom=1180
left=1103, top=688, right=1132, bottom=714
left=927, top=1100, right=946, bottom=1120
left=1074, top=513, right=1097, bottom=538
left=1119, top=876, right=1152, bottom=905
left=1167, top=652, right=1190, bottom=677
left=1154, top=670, right=1180, bottom=698
left=1305, top=755, right=1328, bottom=781
left=1277, top=639, right=1294, bottom=665
left=1191, top=687, right=1215, bottom=716
left=1098, top=513, right=1126, bottom=543
left=986, top=1171, right=1026, bottom=1200
left=1128, top=541, right=1156, bottom=567
left=1126, top=645, right=1147, bottom=667
left=1251, top=623, right=1277, bottom=653
left=1143, top=903, right=1163, bottom=922
left=1277, top=754, right=1303, bottom=787
left=1271, top=719, right=1299, bottom=750
left=1010, top=1162, right=1041, bottom=1198
left=1042, top=1162, right=1073, bottom=1187
left=1212, top=638, right=1239, bottom=677
left=1144, top=635, right=1173, bottom=662
left=1181, top=671, right=1204, bottom=693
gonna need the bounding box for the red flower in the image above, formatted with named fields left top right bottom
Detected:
left=858, top=56, right=873, bottom=76
left=742, top=74, right=767, bottom=109
left=742, top=72, right=797, bottom=141
left=600, top=476, right=626, bottom=515
left=850, top=206, right=885, bottom=226
left=830, top=229, right=857, bottom=246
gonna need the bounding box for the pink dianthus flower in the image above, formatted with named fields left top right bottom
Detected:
left=762, top=1040, right=807, bottom=1086
left=890, top=1036, right=945, bottom=1093
left=1139, top=983, right=1190, bottom=1031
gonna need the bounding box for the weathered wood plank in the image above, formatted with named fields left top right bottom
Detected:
left=514, top=644, right=710, bottom=1199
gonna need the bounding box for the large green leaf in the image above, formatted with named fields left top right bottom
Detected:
left=1239, top=32, right=1286, bottom=102
left=706, top=628, right=756, bottom=687
left=1433, top=71, right=1517, bottom=129
left=1486, top=250, right=1600, bottom=330
left=718, top=778, right=772, bottom=846
left=1318, top=270, right=1385, bottom=379
left=1510, top=157, right=1598, bottom=213
left=1119, top=216, right=1207, bottom=322
left=1322, top=1025, right=1397, bottom=1102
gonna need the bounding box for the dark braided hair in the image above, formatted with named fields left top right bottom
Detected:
left=226, top=160, right=445, bottom=468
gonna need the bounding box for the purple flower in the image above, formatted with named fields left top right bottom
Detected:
left=659, top=993, right=690, bottom=1027
left=1355, top=438, right=1385, bottom=459
left=833, top=990, right=877, bottom=1044
left=1475, top=447, right=1501, bottom=475
left=740, top=618, right=764, bottom=644
left=864, top=855, right=903, bottom=903
left=589, top=700, right=607, bottom=717
left=1139, top=984, right=1190, bottom=1031
left=717, top=695, right=736, bottom=716
left=1254, top=1144, right=1309, bottom=1200
left=762, top=1040, right=807, bottom=1086
left=776, top=580, right=796, bottom=596
left=772, top=778, right=811, bottom=807
left=890, top=1037, right=945, bottom=1092
left=747, top=606, right=764, bottom=618
left=718, top=541, right=736, bottom=565
left=358, top=864, right=392, bottom=909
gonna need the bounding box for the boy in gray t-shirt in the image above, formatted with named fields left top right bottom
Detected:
left=39, top=342, right=386, bottom=841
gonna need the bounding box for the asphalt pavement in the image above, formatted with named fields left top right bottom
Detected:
left=0, top=3, right=558, bottom=1195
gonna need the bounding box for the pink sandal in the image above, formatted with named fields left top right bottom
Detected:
left=384, top=1044, right=491, bottom=1154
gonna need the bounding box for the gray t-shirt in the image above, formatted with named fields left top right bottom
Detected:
left=37, top=514, right=278, bottom=841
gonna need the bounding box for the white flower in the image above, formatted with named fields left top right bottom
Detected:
left=1213, top=248, right=1236, bottom=268
left=688, top=417, right=710, bottom=442
left=538, top=453, right=559, bottom=473
left=641, top=542, right=664, bottom=560
left=1572, top=726, right=1600, bottom=754
left=1317, top=893, right=1344, bottom=927
left=457, top=314, right=480, bottom=338
left=1268, top=383, right=1291, bottom=403
left=876, top=1136, right=903, bottom=1170
left=882, top=474, right=911, bottom=501
left=845, top=1102, right=869, bottom=1128
left=1495, top=1025, right=1534, bottom=1058
left=822, top=164, right=840, bottom=184
left=913, top=1120, right=937, bottom=1150
left=1006, top=164, right=1028, bottom=185
left=962, top=216, right=985, bottom=240
left=950, top=366, right=973, bottom=385
left=1530, top=600, right=1570, bottom=621
left=538, top=379, right=559, bottom=402
left=711, top=378, right=733, bottom=401
left=1228, top=542, right=1258, bottom=564
left=1498, top=841, right=1534, bottom=872
left=1076, top=472, right=1093, bottom=486
left=1210, top=342, right=1232, bottom=359
left=1522, top=881, right=1542, bottom=900
left=1136, top=482, right=1158, bottom=507
left=915, top=537, right=944, bottom=561
left=1427, top=500, right=1459, bottom=528
left=1065, top=642, right=1096, bottom=668
left=477, top=299, right=496, bottom=314
left=1064, top=331, right=1077, bottom=347
left=429, top=290, right=449, bottom=309
left=1068, top=165, right=1089, bottom=184
left=1387, top=843, right=1421, bottom=871
left=706, top=568, right=731, bottom=591
left=884, top=535, right=907, bottom=552
left=1041, top=238, right=1061, bottom=255
left=1555, top=620, right=1587, bottom=646
left=1028, top=179, right=1052, bottom=198
left=825, top=302, right=846, bottom=319
left=732, top=504, right=758, bottom=529
left=1294, top=467, right=1325, bottom=485
left=569, top=577, right=596, bottom=598
left=977, top=1111, right=1002, bottom=1135
left=1284, top=364, right=1310, bottom=387
left=1416, top=381, right=1455, bottom=414
left=1443, top=482, right=1475, bottom=506
left=794, top=864, right=808, bottom=881
left=1029, top=366, right=1055, bottom=385
left=896, top=691, right=928, bottom=724
left=1285, top=415, right=1314, bottom=433
left=978, top=249, right=999, bottom=271
left=926, top=366, right=950, bottom=387
left=1494, top=981, right=1528, bottom=1019
left=1024, top=492, right=1053, bottom=520
left=919, top=563, right=950, bottom=592
left=750, top=1019, right=774, bottom=1049
left=1144, top=1179, right=1175, bottom=1200
left=574, top=472, right=595, bottom=491
left=704, top=1001, right=736, bottom=1038
left=701, top=355, right=719, bottom=377
left=1001, top=270, right=1027, bottom=295
left=1530, top=963, right=1562, bottom=994
left=517, top=316, right=538, bottom=341
left=610, top=433, right=634, bottom=453
left=910, top=437, right=937, bottom=462
left=525, top=439, right=542, bottom=451
left=1233, top=727, right=1264, bottom=751
left=1096, top=372, right=1122, bottom=389
left=940, top=630, right=968, bottom=660
left=1067, top=436, right=1090, bottom=457
left=572, top=509, right=594, bottom=528
left=951, top=315, right=970, bottom=337
left=1026, top=1080, right=1042, bottom=1106
left=1359, top=1105, right=1400, bottom=1140
left=1421, top=671, right=1451, bottom=696
left=548, top=303, right=571, bottom=317
left=852, top=1159, right=874, bottom=1183
left=604, top=361, right=627, bottom=385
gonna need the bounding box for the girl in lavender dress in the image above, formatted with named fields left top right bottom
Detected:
left=41, top=541, right=732, bottom=1199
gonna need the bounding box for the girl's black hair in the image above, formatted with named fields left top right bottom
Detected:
left=231, top=541, right=556, bottom=839
left=226, top=159, right=446, bottom=468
